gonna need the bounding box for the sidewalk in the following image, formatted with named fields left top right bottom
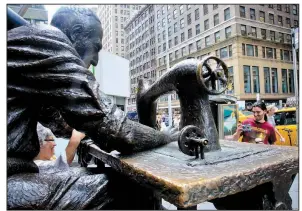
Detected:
left=162, top=174, right=299, bottom=210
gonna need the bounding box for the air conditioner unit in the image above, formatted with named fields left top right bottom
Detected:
left=260, top=17, right=265, bottom=22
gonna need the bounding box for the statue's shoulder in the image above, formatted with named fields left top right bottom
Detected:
left=8, top=24, right=72, bottom=46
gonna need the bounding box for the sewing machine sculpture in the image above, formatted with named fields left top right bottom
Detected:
left=79, top=57, right=298, bottom=210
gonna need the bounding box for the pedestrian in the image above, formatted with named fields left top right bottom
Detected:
left=266, top=105, right=285, bottom=143
left=227, top=102, right=276, bottom=145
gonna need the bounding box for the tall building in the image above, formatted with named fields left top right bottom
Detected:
left=97, top=4, right=144, bottom=58
left=125, top=4, right=299, bottom=112
left=124, top=5, right=157, bottom=111
left=8, top=4, right=48, bottom=25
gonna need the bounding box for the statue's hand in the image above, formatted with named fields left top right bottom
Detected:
left=162, top=125, right=180, bottom=143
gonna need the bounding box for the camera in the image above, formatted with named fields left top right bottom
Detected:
left=242, top=124, right=252, bottom=132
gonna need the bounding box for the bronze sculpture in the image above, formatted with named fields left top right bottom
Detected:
left=7, top=6, right=174, bottom=209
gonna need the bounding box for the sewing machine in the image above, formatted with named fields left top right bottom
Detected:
left=79, top=57, right=298, bottom=210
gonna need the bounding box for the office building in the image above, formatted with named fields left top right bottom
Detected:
left=8, top=4, right=48, bottom=24
left=97, top=4, right=144, bottom=58
left=125, top=4, right=299, bottom=111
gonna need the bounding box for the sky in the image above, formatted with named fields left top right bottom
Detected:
left=45, top=5, right=98, bottom=22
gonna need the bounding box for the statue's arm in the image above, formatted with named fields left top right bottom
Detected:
left=8, top=24, right=172, bottom=154
left=38, top=106, right=73, bottom=139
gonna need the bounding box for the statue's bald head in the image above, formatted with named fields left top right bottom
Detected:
left=51, top=6, right=103, bottom=67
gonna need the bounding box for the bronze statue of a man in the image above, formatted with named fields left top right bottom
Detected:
left=7, top=6, right=172, bottom=209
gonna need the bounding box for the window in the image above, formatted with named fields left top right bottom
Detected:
left=229, top=45, right=232, bottom=57
left=225, top=26, right=231, bottom=38
left=180, top=5, right=184, bottom=15
left=285, top=5, right=290, bottom=13
left=251, top=27, right=257, bottom=37
left=174, top=36, right=178, bottom=45
left=240, top=6, right=245, bottom=18
left=286, top=34, right=291, bottom=43
left=163, top=43, right=166, bottom=51
left=205, top=36, right=210, bottom=47
left=195, top=8, right=200, bottom=20
left=252, top=66, right=260, bottom=93
left=293, top=5, right=298, bottom=15
left=261, top=29, right=266, bottom=39
left=189, top=43, right=193, bottom=54
left=284, top=50, right=290, bottom=61
left=268, top=5, right=273, bottom=8
left=163, top=30, right=166, bottom=40
left=280, top=49, right=284, bottom=60
left=173, top=9, right=177, bottom=19
left=175, top=50, right=179, bottom=59
left=246, top=44, right=254, bottom=56
left=262, top=47, right=266, bottom=58
left=203, top=5, right=208, bottom=15
left=242, top=44, right=246, bottom=55
left=214, top=14, right=219, bottom=26
left=157, top=21, right=161, bottom=30
left=278, top=16, right=283, bottom=26
left=115, top=9, right=117, bottom=13
left=271, top=68, right=278, bottom=93
left=115, top=16, right=118, bottom=21
left=116, top=31, right=118, bottom=36
left=277, top=4, right=282, bottom=11
left=187, top=14, right=192, bottom=25
left=213, top=4, right=218, bottom=10
left=168, top=27, right=172, bottom=36
left=196, top=24, right=200, bottom=34
left=196, top=39, right=202, bottom=50
left=282, top=69, right=288, bottom=93
left=250, top=8, right=256, bottom=20
left=266, top=47, right=273, bottom=58
left=264, top=67, right=271, bottom=93
left=286, top=18, right=291, bottom=28
left=279, top=32, right=284, bottom=43
left=158, top=34, right=161, bottom=42
left=181, top=47, right=186, bottom=56
left=174, top=22, right=178, bottom=33
left=158, top=45, right=161, bottom=53
left=162, top=6, right=165, bottom=15
left=116, top=38, right=118, bottom=43
left=188, top=28, right=192, bottom=38
left=168, top=14, right=171, bottom=23
left=187, top=5, right=191, bottom=10
left=180, top=18, right=184, bottom=29
left=224, top=8, right=230, bottom=21
left=289, top=69, right=294, bottom=93
left=204, top=19, right=209, bottom=30
left=181, top=32, right=185, bottom=42
left=255, top=46, right=258, bottom=57
left=169, top=53, right=173, bottom=61
left=215, top=31, right=220, bottom=43
left=243, top=66, right=251, bottom=93
left=169, top=40, right=172, bottom=48
left=269, top=13, right=274, bottom=24
left=294, top=20, right=298, bottom=28
left=241, top=25, right=247, bottom=36
left=270, top=31, right=275, bottom=41
left=220, top=47, right=228, bottom=58
left=259, top=11, right=265, bottom=22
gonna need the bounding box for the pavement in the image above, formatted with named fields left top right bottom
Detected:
left=162, top=174, right=299, bottom=210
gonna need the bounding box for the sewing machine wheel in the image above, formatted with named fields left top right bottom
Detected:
left=178, top=125, right=204, bottom=156
left=196, top=56, right=229, bottom=95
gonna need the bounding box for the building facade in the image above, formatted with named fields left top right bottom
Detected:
left=8, top=4, right=48, bottom=24
left=97, top=5, right=144, bottom=58
left=124, top=5, right=157, bottom=111
left=154, top=4, right=299, bottom=109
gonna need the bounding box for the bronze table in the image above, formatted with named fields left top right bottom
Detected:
left=83, top=140, right=298, bottom=210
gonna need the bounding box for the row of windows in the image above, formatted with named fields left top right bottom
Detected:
left=260, top=4, right=297, bottom=15
left=127, top=6, right=154, bottom=31
left=244, top=66, right=294, bottom=94
left=242, top=43, right=294, bottom=61
left=240, top=5, right=298, bottom=27
left=240, top=24, right=293, bottom=43
left=156, top=7, right=230, bottom=33
left=130, top=59, right=157, bottom=75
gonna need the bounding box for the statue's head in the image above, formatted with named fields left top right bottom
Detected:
left=51, top=6, right=103, bottom=68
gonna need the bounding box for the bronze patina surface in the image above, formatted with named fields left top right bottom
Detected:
left=86, top=140, right=298, bottom=208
